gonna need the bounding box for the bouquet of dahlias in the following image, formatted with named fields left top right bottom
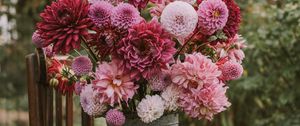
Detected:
left=32, top=0, right=246, bottom=125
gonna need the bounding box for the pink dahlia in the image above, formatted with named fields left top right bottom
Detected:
left=89, top=0, right=122, bottom=5
left=37, top=0, right=93, bottom=54
left=80, top=84, right=107, bottom=116
left=178, top=83, right=231, bottom=120
left=160, top=1, right=198, bottom=39
left=171, top=53, right=221, bottom=90
left=197, top=0, right=229, bottom=35
left=219, top=60, right=243, bottom=81
left=105, top=109, right=126, bottom=126
left=32, top=31, right=44, bottom=48
left=43, top=45, right=54, bottom=58
left=89, top=1, right=114, bottom=29
left=147, top=70, right=172, bottom=91
left=111, top=3, right=142, bottom=31
left=92, top=61, right=138, bottom=106
left=228, top=49, right=245, bottom=64
left=113, top=19, right=176, bottom=79
left=71, top=56, right=93, bottom=76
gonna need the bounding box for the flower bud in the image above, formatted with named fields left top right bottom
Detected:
left=49, top=78, right=59, bottom=87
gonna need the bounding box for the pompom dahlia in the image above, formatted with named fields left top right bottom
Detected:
left=72, top=56, right=93, bottom=76
left=160, top=1, right=198, bottom=39
left=92, top=61, right=138, bottom=106
left=171, top=53, right=221, bottom=90
left=89, top=1, right=114, bottom=29
left=137, top=95, right=165, bottom=123
left=105, top=109, right=126, bottom=126
left=111, top=3, right=142, bottom=31
left=114, top=19, right=176, bottom=79
left=178, top=83, right=231, bottom=120
left=32, top=31, right=44, bottom=48
left=161, top=84, right=181, bottom=112
left=197, top=0, right=229, bottom=35
left=219, top=60, right=243, bottom=81
left=89, top=0, right=122, bottom=5
left=147, top=70, right=172, bottom=91
left=37, top=0, right=93, bottom=54
left=80, top=84, right=107, bottom=116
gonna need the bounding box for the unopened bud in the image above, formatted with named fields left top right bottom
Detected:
left=49, top=78, right=59, bottom=87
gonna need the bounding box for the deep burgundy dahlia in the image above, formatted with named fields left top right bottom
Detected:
left=37, top=0, right=93, bottom=54
left=113, top=19, right=176, bottom=79
left=221, top=0, right=241, bottom=38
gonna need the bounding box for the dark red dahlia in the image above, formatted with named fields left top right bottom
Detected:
left=37, top=0, right=93, bottom=54
left=113, top=19, right=176, bottom=79
left=221, top=0, right=241, bottom=38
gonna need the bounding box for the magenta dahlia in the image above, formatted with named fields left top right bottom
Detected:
left=171, top=53, right=221, bottom=90
left=105, top=109, right=126, bottom=126
left=113, top=19, right=176, bottom=79
left=89, top=1, right=114, bottom=29
left=197, top=0, right=229, bottom=35
left=32, top=31, right=44, bottom=48
left=71, top=56, right=93, bottom=76
left=111, top=3, right=142, bottom=32
left=178, top=83, right=230, bottom=120
left=37, top=0, right=93, bottom=54
left=92, top=61, right=138, bottom=106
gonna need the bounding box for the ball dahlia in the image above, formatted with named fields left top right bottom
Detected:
left=105, top=109, right=126, bottom=126
left=80, top=84, right=107, bottom=116
left=161, top=84, right=181, bottom=112
left=171, top=53, right=221, bottom=90
left=92, top=61, right=138, bottom=106
left=113, top=19, right=176, bottom=79
left=136, top=95, right=165, bottom=123
left=32, top=31, right=44, bottom=48
left=178, top=83, right=231, bottom=120
left=71, top=56, right=93, bottom=76
left=197, top=0, right=229, bottom=35
left=37, top=0, right=93, bottom=54
left=89, top=1, right=114, bottom=29
left=111, top=3, right=142, bottom=31
left=219, top=60, right=243, bottom=81
left=160, top=1, right=198, bottom=40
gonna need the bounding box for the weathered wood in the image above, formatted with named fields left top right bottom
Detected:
left=56, top=91, right=63, bottom=126
left=81, top=108, right=94, bottom=126
left=66, top=92, right=73, bottom=126
left=26, top=53, right=41, bottom=126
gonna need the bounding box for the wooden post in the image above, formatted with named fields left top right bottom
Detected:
left=56, top=91, right=63, bottom=126
left=81, top=108, right=94, bottom=126
left=66, top=92, right=73, bottom=126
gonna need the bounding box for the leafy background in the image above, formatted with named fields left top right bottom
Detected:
left=0, top=0, right=299, bottom=125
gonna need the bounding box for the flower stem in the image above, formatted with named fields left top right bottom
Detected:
left=174, top=31, right=200, bottom=59
left=80, top=36, right=99, bottom=63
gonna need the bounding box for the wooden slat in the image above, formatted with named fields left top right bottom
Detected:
left=81, top=108, right=94, bottom=126
left=48, top=88, right=54, bottom=126
left=56, top=91, right=63, bottom=126
left=26, top=54, right=41, bottom=126
left=66, top=92, right=73, bottom=126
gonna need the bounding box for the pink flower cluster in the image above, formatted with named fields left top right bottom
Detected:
left=36, top=0, right=246, bottom=124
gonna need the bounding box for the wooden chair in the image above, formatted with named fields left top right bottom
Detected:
left=26, top=48, right=94, bottom=126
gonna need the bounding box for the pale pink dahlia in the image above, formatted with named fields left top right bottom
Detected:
left=147, top=70, right=172, bottom=91
left=80, top=84, right=107, bottom=116
left=105, top=109, right=126, bottom=126
left=137, top=95, right=165, bottom=123
left=92, top=61, right=138, bottom=106
left=228, top=49, right=245, bottom=64
left=161, top=84, right=181, bottom=112
left=161, top=1, right=198, bottom=39
left=89, top=1, right=114, bottom=29
left=32, top=31, right=44, bottom=48
left=43, top=45, right=54, bottom=57
left=197, top=0, right=229, bottom=35
left=111, top=3, right=142, bottom=31
left=219, top=60, right=243, bottom=81
left=71, top=56, right=93, bottom=76
left=171, top=53, right=221, bottom=90
left=178, top=83, right=231, bottom=120
left=114, top=19, right=176, bottom=79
